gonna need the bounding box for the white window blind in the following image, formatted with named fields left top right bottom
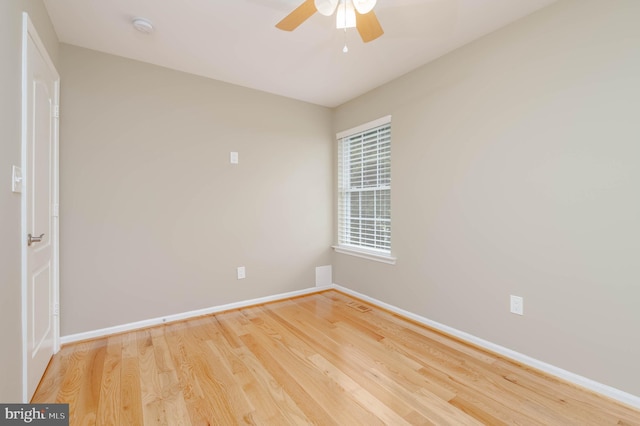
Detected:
left=337, top=117, right=391, bottom=255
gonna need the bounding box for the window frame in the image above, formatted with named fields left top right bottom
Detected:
left=333, top=115, right=396, bottom=265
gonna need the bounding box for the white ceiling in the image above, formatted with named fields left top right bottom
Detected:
left=43, top=0, right=557, bottom=107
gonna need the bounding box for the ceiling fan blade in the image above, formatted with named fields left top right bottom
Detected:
left=276, top=0, right=317, bottom=31
left=356, top=10, right=384, bottom=42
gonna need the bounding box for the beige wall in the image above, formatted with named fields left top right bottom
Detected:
left=333, top=0, right=640, bottom=396
left=0, top=0, right=58, bottom=402
left=58, top=45, right=333, bottom=335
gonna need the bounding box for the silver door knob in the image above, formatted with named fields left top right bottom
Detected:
left=28, top=233, right=44, bottom=246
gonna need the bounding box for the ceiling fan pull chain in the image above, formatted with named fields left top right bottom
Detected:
left=342, top=0, right=349, bottom=53
left=343, top=28, right=349, bottom=53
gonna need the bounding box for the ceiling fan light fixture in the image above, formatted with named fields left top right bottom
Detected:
left=336, top=1, right=356, bottom=29
left=314, top=0, right=339, bottom=16
left=275, top=0, right=383, bottom=44
left=353, top=0, right=376, bottom=14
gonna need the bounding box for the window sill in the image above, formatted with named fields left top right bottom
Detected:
left=332, top=245, right=397, bottom=265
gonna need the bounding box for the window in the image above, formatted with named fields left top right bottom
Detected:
left=335, top=116, right=394, bottom=264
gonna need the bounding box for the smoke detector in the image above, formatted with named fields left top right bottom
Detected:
left=132, top=18, right=154, bottom=34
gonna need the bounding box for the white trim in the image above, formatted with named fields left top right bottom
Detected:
left=336, top=115, right=391, bottom=139
left=20, top=11, right=28, bottom=406
left=331, top=284, right=640, bottom=410
left=332, top=245, right=397, bottom=265
left=60, top=286, right=332, bottom=345
left=58, top=281, right=640, bottom=409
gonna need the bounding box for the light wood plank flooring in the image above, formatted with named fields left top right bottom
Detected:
left=33, top=290, right=640, bottom=425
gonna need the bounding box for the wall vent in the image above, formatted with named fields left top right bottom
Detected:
left=346, top=301, right=371, bottom=313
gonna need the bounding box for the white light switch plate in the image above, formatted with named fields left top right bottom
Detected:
left=11, top=165, right=22, bottom=193
left=230, top=151, right=239, bottom=164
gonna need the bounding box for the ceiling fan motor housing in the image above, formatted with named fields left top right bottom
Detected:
left=314, top=0, right=377, bottom=16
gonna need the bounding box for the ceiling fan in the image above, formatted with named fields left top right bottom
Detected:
left=276, top=0, right=384, bottom=43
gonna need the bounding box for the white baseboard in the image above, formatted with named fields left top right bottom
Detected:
left=60, top=282, right=639, bottom=410
left=60, top=285, right=332, bottom=345
left=331, top=283, right=640, bottom=410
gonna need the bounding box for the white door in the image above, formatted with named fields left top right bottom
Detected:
left=22, top=13, right=60, bottom=402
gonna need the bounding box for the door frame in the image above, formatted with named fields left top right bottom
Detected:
left=21, top=12, right=60, bottom=403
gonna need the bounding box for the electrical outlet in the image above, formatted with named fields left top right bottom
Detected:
left=237, top=266, right=246, bottom=280
left=510, top=295, right=524, bottom=315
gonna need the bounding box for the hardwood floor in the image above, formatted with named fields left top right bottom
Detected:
left=33, top=290, right=640, bottom=425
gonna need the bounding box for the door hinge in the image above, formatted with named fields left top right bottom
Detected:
left=53, top=303, right=60, bottom=316
left=53, top=203, right=59, bottom=217
left=53, top=105, right=60, bottom=119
